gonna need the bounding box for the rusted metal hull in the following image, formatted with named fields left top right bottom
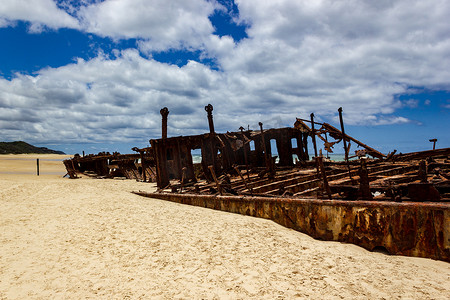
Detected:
left=63, top=104, right=449, bottom=262
left=134, top=191, right=450, bottom=262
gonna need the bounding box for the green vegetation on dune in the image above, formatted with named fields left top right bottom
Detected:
left=0, top=141, right=65, bottom=154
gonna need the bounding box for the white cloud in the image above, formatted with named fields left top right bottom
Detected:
left=1, top=0, right=450, bottom=150
left=214, top=0, right=450, bottom=123
left=0, top=49, right=225, bottom=145
left=0, top=0, right=217, bottom=50
left=0, top=0, right=79, bottom=31
left=78, top=0, right=217, bottom=51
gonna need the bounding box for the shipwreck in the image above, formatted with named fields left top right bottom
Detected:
left=63, top=105, right=450, bottom=262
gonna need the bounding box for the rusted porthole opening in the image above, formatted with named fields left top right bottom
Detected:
left=372, top=246, right=390, bottom=255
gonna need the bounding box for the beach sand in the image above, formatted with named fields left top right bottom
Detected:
left=1, top=155, right=449, bottom=299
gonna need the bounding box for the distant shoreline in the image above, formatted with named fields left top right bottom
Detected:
left=0, top=141, right=65, bottom=155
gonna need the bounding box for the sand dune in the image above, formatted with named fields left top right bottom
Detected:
left=0, top=155, right=449, bottom=299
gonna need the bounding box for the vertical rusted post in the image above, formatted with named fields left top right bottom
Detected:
left=239, top=126, right=250, bottom=180
left=205, top=104, right=215, bottom=134
left=180, top=167, right=187, bottom=193
left=303, top=132, right=309, bottom=161
left=310, top=113, right=318, bottom=158
left=297, top=131, right=305, bottom=162
left=205, top=104, right=217, bottom=174
left=259, top=122, right=273, bottom=176
left=316, top=156, right=332, bottom=199
left=338, top=107, right=348, bottom=162
left=418, top=160, right=427, bottom=183
left=140, top=151, right=146, bottom=182
left=160, top=107, right=169, bottom=139
left=338, top=107, right=354, bottom=183
left=358, top=158, right=372, bottom=200
left=429, top=139, right=437, bottom=150
left=36, top=158, right=40, bottom=176
left=151, top=139, right=169, bottom=188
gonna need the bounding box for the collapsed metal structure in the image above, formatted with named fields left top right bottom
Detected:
left=148, top=105, right=449, bottom=203
left=63, top=150, right=156, bottom=182
left=63, top=105, right=450, bottom=262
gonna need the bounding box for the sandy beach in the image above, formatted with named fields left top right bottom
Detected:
left=0, top=155, right=449, bottom=299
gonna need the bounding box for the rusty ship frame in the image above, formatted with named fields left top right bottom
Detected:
left=64, top=105, right=450, bottom=262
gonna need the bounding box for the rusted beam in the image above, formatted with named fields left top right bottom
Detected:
left=338, top=107, right=349, bottom=162
left=208, top=165, right=223, bottom=195
left=295, top=117, right=324, bottom=126
left=310, top=113, right=319, bottom=158
left=259, top=122, right=274, bottom=177
left=418, top=160, right=428, bottom=183
left=335, top=164, right=418, bottom=186
left=248, top=172, right=318, bottom=194
left=358, top=158, right=373, bottom=200
left=239, top=126, right=251, bottom=180
left=233, top=165, right=252, bottom=195
left=316, top=156, right=332, bottom=199
left=391, top=147, right=450, bottom=162
left=321, top=123, right=385, bottom=159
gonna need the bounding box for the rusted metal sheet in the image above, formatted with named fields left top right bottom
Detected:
left=388, top=147, right=450, bottom=162
left=133, top=191, right=449, bottom=262
left=150, top=104, right=309, bottom=190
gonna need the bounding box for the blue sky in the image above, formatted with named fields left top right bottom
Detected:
left=0, top=0, right=449, bottom=155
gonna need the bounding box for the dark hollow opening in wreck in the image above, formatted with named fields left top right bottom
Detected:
left=166, top=148, right=174, bottom=161
left=371, top=246, right=390, bottom=255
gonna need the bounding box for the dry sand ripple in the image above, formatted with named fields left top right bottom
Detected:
left=0, top=156, right=449, bottom=299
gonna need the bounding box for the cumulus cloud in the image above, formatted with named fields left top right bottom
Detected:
left=0, top=0, right=79, bottom=31
left=1, top=0, right=450, bottom=151
left=0, top=49, right=225, bottom=145
left=1, top=0, right=217, bottom=50
left=218, top=0, right=450, bottom=123
left=78, top=0, right=218, bottom=51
